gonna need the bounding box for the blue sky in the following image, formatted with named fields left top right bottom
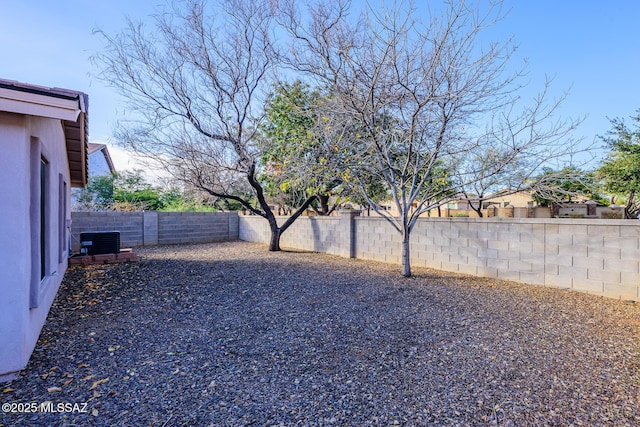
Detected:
left=1, top=0, right=639, bottom=170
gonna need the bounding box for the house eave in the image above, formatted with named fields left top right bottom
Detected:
left=0, top=88, right=82, bottom=122
left=0, top=79, right=89, bottom=188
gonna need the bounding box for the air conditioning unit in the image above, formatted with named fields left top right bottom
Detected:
left=80, top=231, right=120, bottom=255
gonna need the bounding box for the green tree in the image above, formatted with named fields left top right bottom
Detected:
left=112, top=170, right=164, bottom=211
left=598, top=111, right=640, bottom=218
left=159, top=187, right=219, bottom=212
left=75, top=174, right=115, bottom=210
left=259, top=81, right=346, bottom=215
left=531, top=166, right=604, bottom=207
left=260, top=80, right=390, bottom=215
left=74, top=170, right=165, bottom=211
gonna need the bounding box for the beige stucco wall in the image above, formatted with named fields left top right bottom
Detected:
left=0, top=112, right=72, bottom=379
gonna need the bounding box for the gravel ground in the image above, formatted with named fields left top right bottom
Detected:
left=1, top=241, right=640, bottom=426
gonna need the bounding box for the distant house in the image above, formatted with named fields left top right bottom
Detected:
left=71, top=142, right=116, bottom=209
left=0, top=79, right=88, bottom=380
left=371, top=191, right=536, bottom=218
left=88, top=142, right=116, bottom=176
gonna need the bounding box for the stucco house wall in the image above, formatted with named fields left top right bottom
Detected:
left=0, top=80, right=88, bottom=380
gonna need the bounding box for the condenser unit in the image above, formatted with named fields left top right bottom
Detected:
left=80, top=231, right=120, bottom=255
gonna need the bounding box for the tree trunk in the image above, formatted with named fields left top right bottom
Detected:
left=266, top=211, right=281, bottom=251
left=401, top=232, right=411, bottom=277
left=267, top=195, right=317, bottom=251
left=268, top=226, right=281, bottom=251
left=318, top=194, right=330, bottom=215
left=469, top=200, right=483, bottom=217
left=626, top=191, right=636, bottom=219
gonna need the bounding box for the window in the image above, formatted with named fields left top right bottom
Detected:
left=58, top=174, right=67, bottom=263
left=40, top=158, right=47, bottom=280
left=30, top=137, right=49, bottom=308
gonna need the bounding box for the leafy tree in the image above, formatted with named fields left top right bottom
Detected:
left=259, top=81, right=357, bottom=215
left=112, top=170, right=164, bottom=211
left=531, top=166, right=604, bottom=207
left=75, top=170, right=238, bottom=212
left=74, top=170, right=165, bottom=211
left=260, top=80, right=392, bottom=215
left=259, top=81, right=333, bottom=214
left=75, top=175, right=115, bottom=210
left=598, top=111, right=640, bottom=218
left=159, top=187, right=219, bottom=212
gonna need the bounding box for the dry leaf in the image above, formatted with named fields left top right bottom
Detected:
left=82, top=375, right=94, bottom=381
left=89, top=378, right=109, bottom=390
left=2, top=387, right=14, bottom=393
left=78, top=363, right=88, bottom=368
left=63, top=379, right=73, bottom=386
left=172, top=368, right=180, bottom=375
left=47, top=386, right=62, bottom=393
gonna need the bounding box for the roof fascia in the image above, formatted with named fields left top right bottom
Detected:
left=0, top=88, right=81, bottom=121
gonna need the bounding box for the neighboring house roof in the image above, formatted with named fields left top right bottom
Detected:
left=0, top=78, right=89, bottom=187
left=451, top=190, right=534, bottom=206
left=88, top=142, right=116, bottom=175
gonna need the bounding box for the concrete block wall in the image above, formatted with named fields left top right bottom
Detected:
left=239, top=214, right=640, bottom=302
left=71, top=211, right=238, bottom=251
left=238, top=214, right=272, bottom=244
left=71, top=211, right=144, bottom=251
left=355, top=217, right=403, bottom=264
left=71, top=211, right=640, bottom=301
left=157, top=212, right=236, bottom=245
left=404, top=219, right=549, bottom=281
left=228, top=212, right=239, bottom=240
left=238, top=211, right=358, bottom=258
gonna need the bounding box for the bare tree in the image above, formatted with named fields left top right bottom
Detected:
left=279, top=0, right=584, bottom=276
left=93, top=0, right=315, bottom=251
left=455, top=82, right=589, bottom=217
